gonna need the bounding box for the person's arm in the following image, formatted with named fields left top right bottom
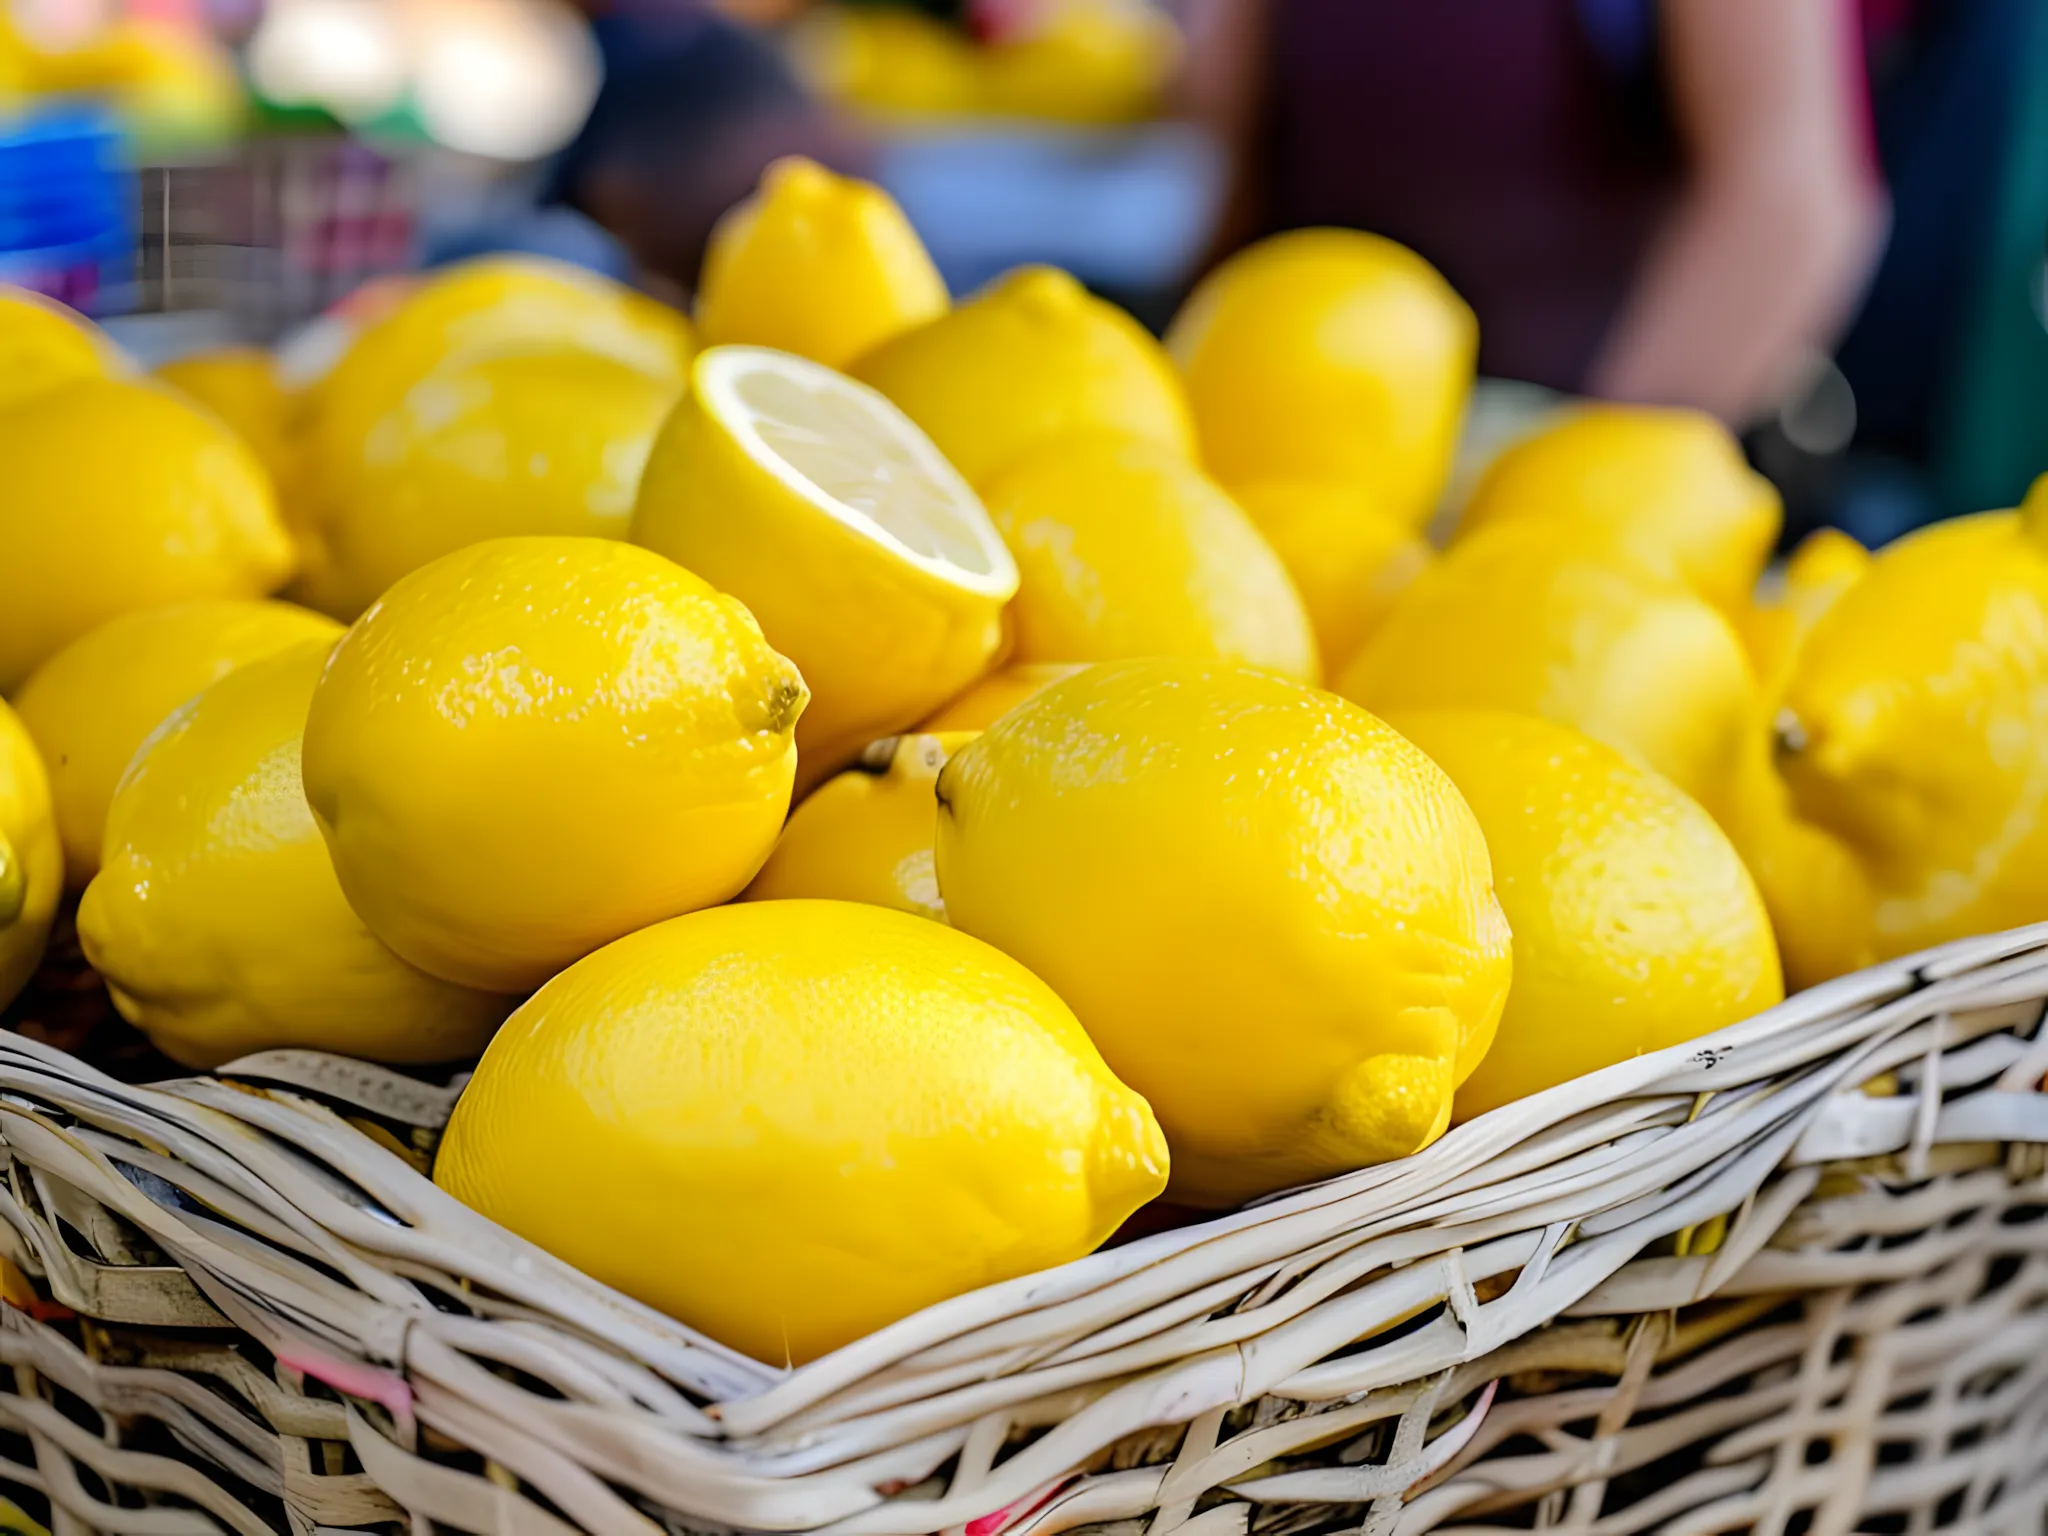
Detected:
left=1587, top=0, right=1888, bottom=425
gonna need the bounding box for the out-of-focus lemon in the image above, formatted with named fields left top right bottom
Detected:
left=744, top=732, right=972, bottom=919
left=982, top=432, right=1317, bottom=679
left=975, top=0, right=1181, bottom=124
left=936, top=657, right=1510, bottom=1206
left=1231, top=480, right=1433, bottom=674
left=1456, top=405, right=1781, bottom=612
left=14, top=600, right=342, bottom=886
left=634, top=345, right=1016, bottom=791
left=435, top=898, right=1167, bottom=1364
left=0, top=379, right=294, bottom=692
left=1775, top=489, right=2048, bottom=961
left=1166, top=229, right=1475, bottom=527
left=302, top=537, right=805, bottom=992
left=296, top=348, right=675, bottom=620
left=1339, top=520, right=1756, bottom=816
left=921, top=663, right=1086, bottom=731
left=1392, top=712, right=1781, bottom=1119
left=154, top=347, right=296, bottom=496
left=0, top=700, right=60, bottom=1013
left=79, top=641, right=513, bottom=1068
left=852, top=265, right=1195, bottom=486
left=792, top=4, right=980, bottom=118
left=0, top=286, right=122, bottom=413
left=698, top=157, right=948, bottom=370
left=1736, top=526, right=1869, bottom=702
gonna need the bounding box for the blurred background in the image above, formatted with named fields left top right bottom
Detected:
left=3, top=0, right=2045, bottom=545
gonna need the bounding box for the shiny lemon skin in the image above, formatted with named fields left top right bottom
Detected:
left=852, top=265, right=1196, bottom=486
left=632, top=347, right=1015, bottom=790
left=13, top=599, right=342, bottom=886
left=296, top=349, right=676, bottom=620
left=78, top=641, right=512, bottom=1068
left=1339, top=520, right=1757, bottom=816
left=935, top=657, right=1511, bottom=1207
left=1778, top=504, right=2048, bottom=960
left=1456, top=405, right=1781, bottom=613
left=745, top=732, right=974, bottom=920
left=1166, top=229, right=1475, bottom=527
left=698, top=157, right=948, bottom=370
left=921, top=663, right=1088, bottom=731
left=0, top=378, right=295, bottom=692
left=302, top=537, right=805, bottom=992
left=0, top=700, right=61, bottom=1013
left=0, top=287, right=122, bottom=412
left=1231, top=480, right=1433, bottom=674
left=1391, top=712, right=1781, bottom=1120
left=435, top=898, right=1167, bottom=1365
left=983, top=432, right=1319, bottom=680
left=154, top=346, right=296, bottom=493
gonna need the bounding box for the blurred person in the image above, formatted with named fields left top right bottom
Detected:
left=1174, top=0, right=1889, bottom=428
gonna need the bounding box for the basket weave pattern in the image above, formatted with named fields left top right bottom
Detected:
left=1, top=926, right=2046, bottom=1534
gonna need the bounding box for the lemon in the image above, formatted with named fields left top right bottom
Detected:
left=13, top=600, right=342, bottom=886
left=699, top=157, right=948, bottom=371
left=154, top=347, right=296, bottom=497
left=1230, top=481, right=1433, bottom=673
left=793, top=4, right=980, bottom=118
left=0, top=286, right=122, bottom=412
left=0, top=379, right=295, bottom=692
left=1338, top=520, right=1757, bottom=815
left=936, top=658, right=1511, bottom=1206
left=981, top=432, right=1317, bottom=679
left=302, top=537, right=805, bottom=992
left=921, top=662, right=1087, bottom=730
left=744, top=732, right=972, bottom=919
left=435, top=898, right=1166, bottom=1364
left=1165, top=229, right=1475, bottom=526
left=0, top=700, right=60, bottom=1013
left=295, top=348, right=676, bottom=620
left=1736, top=526, right=1869, bottom=702
left=852, top=265, right=1195, bottom=486
left=633, top=346, right=1016, bottom=791
left=1776, top=492, right=2048, bottom=961
left=974, top=0, right=1180, bottom=124
left=1391, top=712, right=1781, bottom=1119
left=79, top=641, right=511, bottom=1067
left=1456, top=405, right=1781, bottom=612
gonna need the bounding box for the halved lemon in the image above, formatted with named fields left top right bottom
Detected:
left=632, top=346, right=1018, bottom=790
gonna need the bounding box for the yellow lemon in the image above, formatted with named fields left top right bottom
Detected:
left=1338, top=520, right=1757, bottom=815
left=1165, top=229, right=1475, bottom=526
left=13, top=599, right=342, bottom=886
left=921, top=662, right=1087, bottom=730
left=79, top=642, right=509, bottom=1068
left=974, top=0, right=1181, bottom=124
left=698, top=157, right=948, bottom=370
left=852, top=265, right=1195, bottom=486
left=935, top=657, right=1511, bottom=1206
left=0, top=286, right=122, bottom=412
left=1736, top=526, right=1870, bottom=702
left=633, top=345, right=1016, bottom=791
left=1456, top=405, right=1782, bottom=612
left=793, top=4, right=980, bottom=118
left=1390, top=712, right=1781, bottom=1119
left=1230, top=480, right=1433, bottom=674
left=435, top=898, right=1167, bottom=1364
left=0, top=700, right=60, bottom=1013
left=0, top=379, right=294, bottom=692
left=1776, top=492, right=2048, bottom=960
left=154, top=347, right=296, bottom=495
left=983, top=432, right=1318, bottom=679
left=302, top=537, right=805, bottom=992
left=295, top=349, right=676, bottom=620
left=745, top=732, right=972, bottom=919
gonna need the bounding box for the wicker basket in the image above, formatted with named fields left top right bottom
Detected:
left=2, top=923, right=2047, bottom=1536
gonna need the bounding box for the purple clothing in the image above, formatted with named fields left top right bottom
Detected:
left=1263, top=0, right=1682, bottom=391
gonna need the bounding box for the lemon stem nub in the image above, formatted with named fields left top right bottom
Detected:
left=0, top=833, right=23, bottom=928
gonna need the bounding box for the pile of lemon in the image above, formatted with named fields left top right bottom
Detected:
left=2, top=157, right=2046, bottom=1368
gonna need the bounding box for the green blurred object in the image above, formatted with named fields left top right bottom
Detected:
left=1933, top=0, right=2048, bottom=514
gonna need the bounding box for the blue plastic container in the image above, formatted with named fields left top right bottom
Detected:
left=0, top=104, right=135, bottom=315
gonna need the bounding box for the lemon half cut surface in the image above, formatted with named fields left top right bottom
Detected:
left=634, top=346, right=1018, bottom=788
